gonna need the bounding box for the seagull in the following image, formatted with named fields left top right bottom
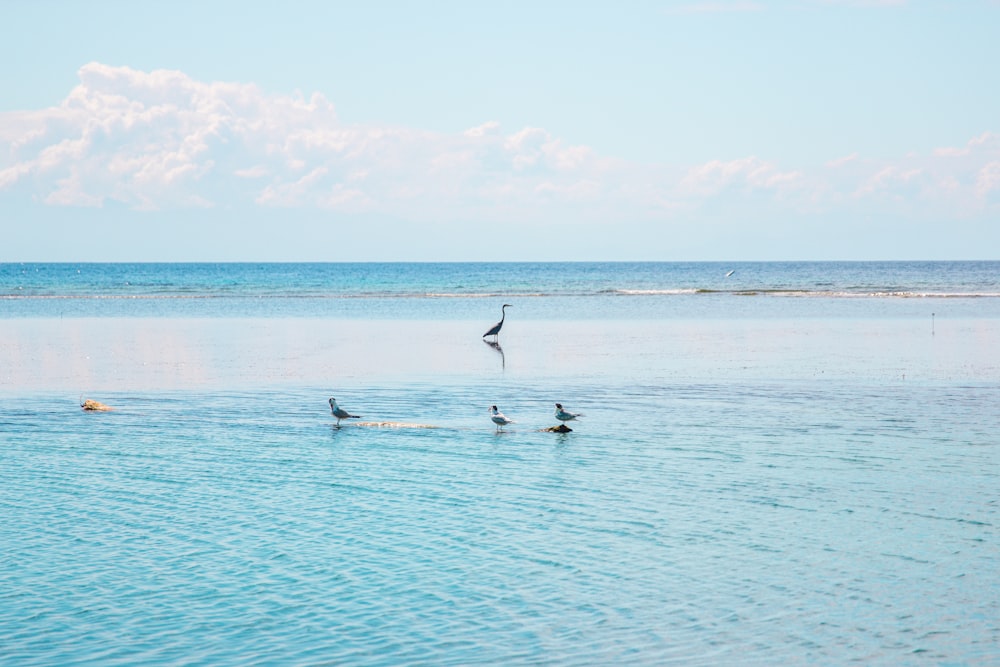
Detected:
left=555, top=403, right=582, bottom=422
left=726, top=269, right=735, bottom=277
left=490, top=405, right=514, bottom=431
left=483, top=304, right=512, bottom=341
left=329, top=397, right=361, bottom=426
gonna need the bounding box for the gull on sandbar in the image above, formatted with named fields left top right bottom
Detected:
left=329, top=397, right=361, bottom=426
left=554, top=403, right=582, bottom=422
left=490, top=405, right=514, bottom=431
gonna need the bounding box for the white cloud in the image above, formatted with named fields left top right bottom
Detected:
left=976, top=161, right=1000, bottom=197
left=679, top=157, right=802, bottom=197
left=933, top=146, right=968, bottom=158
left=235, top=165, right=269, bottom=178
left=255, top=166, right=330, bottom=207
left=45, top=171, right=103, bottom=208
left=831, top=131, right=1000, bottom=217
left=319, top=183, right=372, bottom=211
left=934, top=131, right=999, bottom=158
left=826, top=152, right=859, bottom=168
left=0, top=62, right=998, bottom=225
left=535, top=179, right=602, bottom=199
left=0, top=62, right=342, bottom=210
left=854, top=166, right=922, bottom=197
left=463, top=121, right=501, bottom=138
left=504, top=127, right=549, bottom=169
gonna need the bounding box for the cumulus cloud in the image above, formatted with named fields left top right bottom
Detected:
left=933, top=132, right=998, bottom=158
left=826, top=152, right=859, bottom=168
left=463, top=121, right=501, bottom=138
left=679, top=157, right=802, bottom=197
left=1, top=62, right=340, bottom=209
left=0, top=62, right=997, bottom=223
left=0, top=63, right=630, bottom=219
left=854, top=166, right=924, bottom=197
left=976, top=162, right=1000, bottom=197
left=836, top=131, right=1000, bottom=214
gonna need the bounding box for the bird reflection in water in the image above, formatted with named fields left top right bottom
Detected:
left=483, top=338, right=505, bottom=368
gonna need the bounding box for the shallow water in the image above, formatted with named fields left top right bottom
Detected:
left=1, top=263, right=999, bottom=665
left=3, top=317, right=999, bottom=392
left=2, top=379, right=998, bottom=665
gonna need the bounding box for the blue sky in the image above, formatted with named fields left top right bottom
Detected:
left=1, top=0, right=998, bottom=261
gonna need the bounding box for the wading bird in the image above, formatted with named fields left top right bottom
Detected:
left=555, top=403, right=582, bottom=422
left=329, top=397, right=361, bottom=426
left=483, top=304, right=512, bottom=341
left=490, top=405, right=514, bottom=431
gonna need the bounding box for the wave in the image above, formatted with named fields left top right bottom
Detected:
left=728, top=290, right=1000, bottom=299
left=601, top=289, right=702, bottom=296
left=423, top=292, right=549, bottom=298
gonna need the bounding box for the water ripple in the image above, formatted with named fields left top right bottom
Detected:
left=1, top=382, right=998, bottom=665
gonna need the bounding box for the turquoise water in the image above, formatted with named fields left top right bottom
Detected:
left=4, top=262, right=999, bottom=299
left=1, top=262, right=998, bottom=665
left=3, top=261, right=1000, bottom=320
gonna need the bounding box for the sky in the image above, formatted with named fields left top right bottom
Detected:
left=1, top=0, right=998, bottom=261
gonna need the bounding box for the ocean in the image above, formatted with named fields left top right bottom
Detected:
left=1, top=262, right=998, bottom=665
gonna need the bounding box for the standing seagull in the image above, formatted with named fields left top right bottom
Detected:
left=483, top=304, right=512, bottom=341
left=555, top=403, right=582, bottom=422
left=490, top=405, right=514, bottom=431
left=329, top=397, right=361, bottom=426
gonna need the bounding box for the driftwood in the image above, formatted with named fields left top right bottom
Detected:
left=541, top=424, right=573, bottom=433
left=81, top=399, right=113, bottom=412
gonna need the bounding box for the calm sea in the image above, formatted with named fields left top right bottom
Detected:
left=1, top=262, right=998, bottom=665
left=3, top=261, right=1000, bottom=319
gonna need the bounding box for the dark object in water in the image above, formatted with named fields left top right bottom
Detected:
left=483, top=304, right=512, bottom=341
left=81, top=399, right=113, bottom=411
left=542, top=424, right=573, bottom=433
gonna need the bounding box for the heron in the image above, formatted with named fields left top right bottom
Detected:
left=329, top=397, right=361, bottom=426
left=483, top=304, right=512, bottom=341
left=554, top=403, right=582, bottom=422
left=490, top=405, right=514, bottom=431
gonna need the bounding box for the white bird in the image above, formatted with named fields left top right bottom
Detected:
left=329, top=397, right=361, bottom=426
left=554, top=403, right=582, bottom=422
left=490, top=405, right=514, bottom=431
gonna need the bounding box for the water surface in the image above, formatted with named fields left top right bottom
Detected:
left=1, top=262, right=997, bottom=665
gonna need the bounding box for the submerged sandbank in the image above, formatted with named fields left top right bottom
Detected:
left=2, top=317, right=998, bottom=394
